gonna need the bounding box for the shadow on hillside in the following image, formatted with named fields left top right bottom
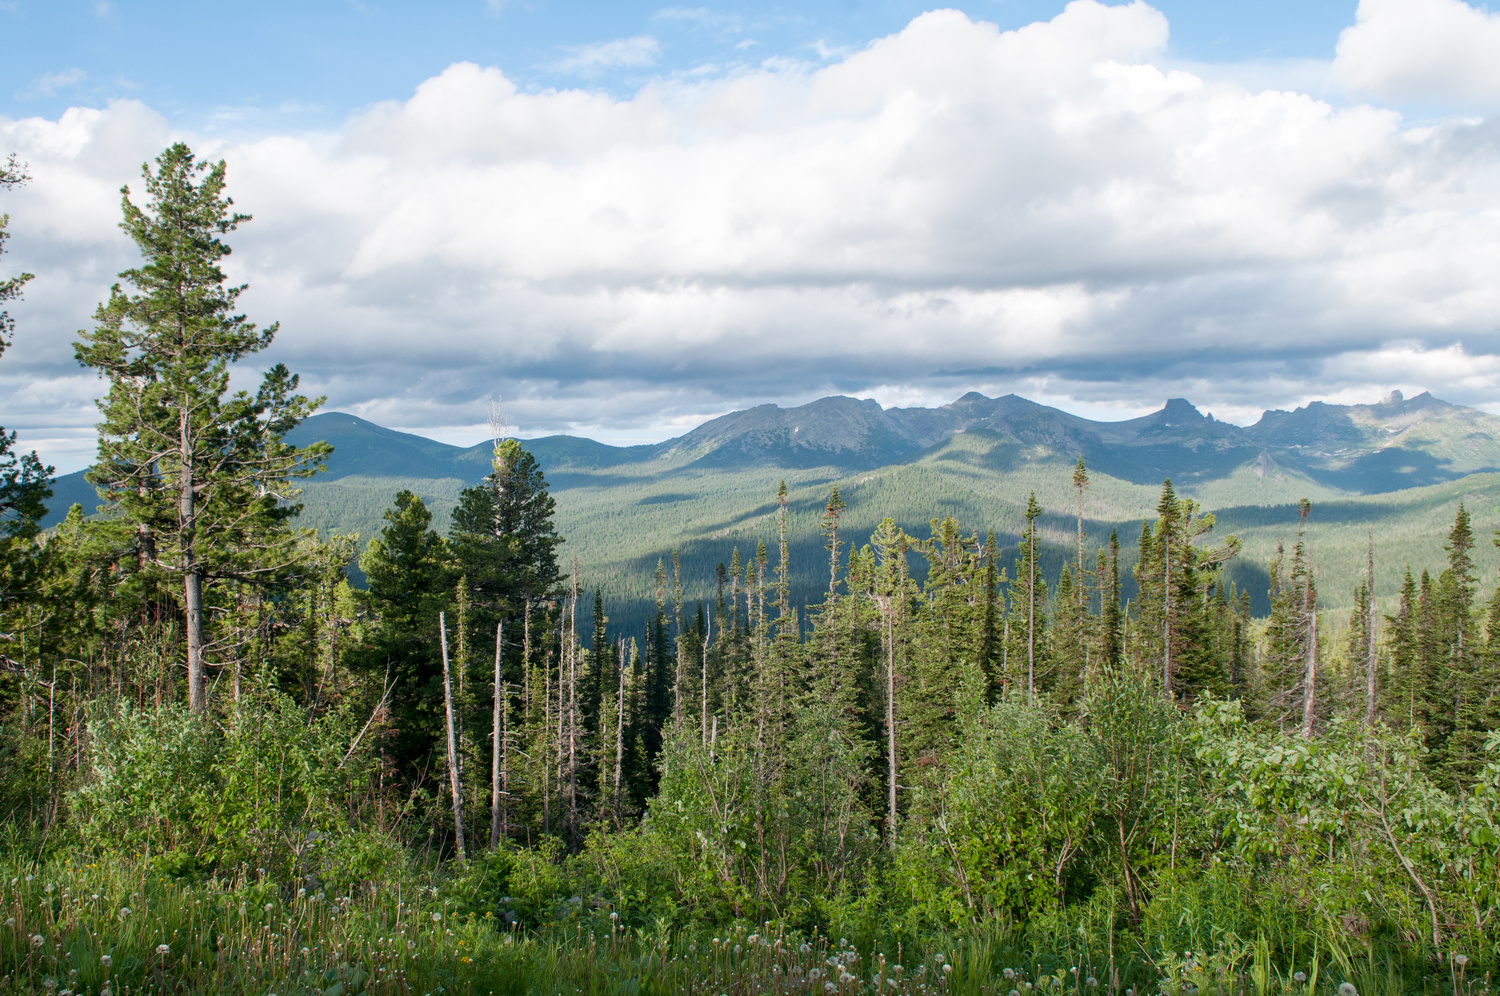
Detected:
left=1293, top=446, right=1490, bottom=494
left=1081, top=445, right=1264, bottom=487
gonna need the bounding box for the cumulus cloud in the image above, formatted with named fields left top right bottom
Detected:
left=4, top=1, right=1500, bottom=470
left=1333, top=0, right=1500, bottom=107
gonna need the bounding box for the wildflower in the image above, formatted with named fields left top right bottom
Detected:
left=1339, top=984, right=1358, bottom=996
left=301, top=947, right=311, bottom=957
left=735, top=945, right=742, bottom=954
left=298, top=889, right=306, bottom=899
left=1455, top=956, right=1469, bottom=968
left=1011, top=991, right=1021, bottom=996
left=100, top=955, right=112, bottom=970
left=101, top=988, right=111, bottom=996
left=889, top=980, right=899, bottom=989
left=406, top=941, right=416, bottom=951
left=1294, top=973, right=1307, bottom=984
left=431, top=912, right=441, bottom=922
left=810, top=969, right=823, bottom=981
left=1005, top=969, right=1016, bottom=980
left=30, top=935, right=43, bottom=947
left=826, top=984, right=837, bottom=993
left=801, top=943, right=813, bottom=955
left=1088, top=979, right=1099, bottom=988
left=265, top=903, right=274, bottom=912
left=156, top=944, right=170, bottom=956
left=689, top=944, right=697, bottom=953
left=944, top=965, right=953, bottom=976
left=611, top=912, right=620, bottom=921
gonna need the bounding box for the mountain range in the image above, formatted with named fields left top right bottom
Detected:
left=41, top=389, right=1500, bottom=626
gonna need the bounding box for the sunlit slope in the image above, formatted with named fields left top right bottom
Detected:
left=40, top=395, right=1500, bottom=629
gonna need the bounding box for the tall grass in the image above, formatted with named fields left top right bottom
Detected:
left=0, top=856, right=1484, bottom=996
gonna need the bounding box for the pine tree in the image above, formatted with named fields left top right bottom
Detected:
left=74, top=144, right=327, bottom=711
left=0, top=155, right=51, bottom=619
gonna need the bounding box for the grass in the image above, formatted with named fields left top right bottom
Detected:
left=0, top=855, right=1486, bottom=996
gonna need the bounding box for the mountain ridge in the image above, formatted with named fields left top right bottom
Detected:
left=39, top=389, right=1500, bottom=529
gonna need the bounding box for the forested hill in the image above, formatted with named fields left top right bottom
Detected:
left=42, top=389, right=1500, bottom=622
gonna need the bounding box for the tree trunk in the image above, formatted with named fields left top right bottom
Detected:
left=701, top=608, right=711, bottom=745
left=885, top=596, right=898, bottom=844
left=439, top=612, right=467, bottom=863
left=491, top=621, right=504, bottom=849
left=180, top=407, right=206, bottom=713
left=1301, top=603, right=1318, bottom=740
left=1028, top=528, right=1036, bottom=699
left=1162, top=536, right=1172, bottom=697
left=567, top=587, right=579, bottom=848
left=614, top=637, right=625, bottom=818
left=1365, top=530, right=1378, bottom=731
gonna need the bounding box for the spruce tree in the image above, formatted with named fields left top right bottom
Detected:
left=1436, top=503, right=1484, bottom=784
left=358, top=490, right=453, bottom=767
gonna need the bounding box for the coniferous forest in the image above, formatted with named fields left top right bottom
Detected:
left=1, top=147, right=1498, bottom=996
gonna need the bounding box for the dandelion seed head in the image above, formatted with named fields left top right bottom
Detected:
left=100, top=955, right=111, bottom=969
left=1294, top=973, right=1307, bottom=984
left=156, top=944, right=170, bottom=955
left=1339, top=984, right=1358, bottom=996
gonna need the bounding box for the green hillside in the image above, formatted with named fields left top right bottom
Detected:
left=42, top=392, right=1500, bottom=630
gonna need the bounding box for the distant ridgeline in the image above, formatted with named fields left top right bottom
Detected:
left=44, top=389, right=1500, bottom=631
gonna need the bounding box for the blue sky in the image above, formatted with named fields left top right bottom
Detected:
left=4, top=0, right=1500, bottom=471
left=9, top=1, right=1359, bottom=132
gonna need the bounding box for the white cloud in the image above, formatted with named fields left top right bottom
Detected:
left=20, top=69, right=87, bottom=99
left=551, top=35, right=661, bottom=75
left=1333, top=0, right=1500, bottom=107
left=5, top=2, right=1500, bottom=471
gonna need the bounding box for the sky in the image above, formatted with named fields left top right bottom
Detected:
left=4, top=0, right=1500, bottom=473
